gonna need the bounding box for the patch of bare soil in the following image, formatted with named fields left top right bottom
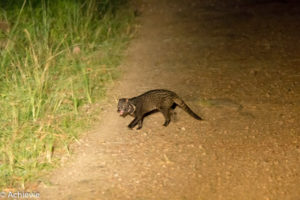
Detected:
left=39, top=0, right=300, bottom=199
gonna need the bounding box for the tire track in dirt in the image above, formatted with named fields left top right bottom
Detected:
left=39, top=0, right=300, bottom=199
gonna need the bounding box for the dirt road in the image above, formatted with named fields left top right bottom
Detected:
left=39, top=0, right=300, bottom=199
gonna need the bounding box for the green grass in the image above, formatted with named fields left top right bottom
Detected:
left=0, top=0, right=135, bottom=189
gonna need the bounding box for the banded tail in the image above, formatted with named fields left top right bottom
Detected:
left=173, top=97, right=203, bottom=120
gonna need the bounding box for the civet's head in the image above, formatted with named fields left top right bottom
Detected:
left=117, top=98, right=135, bottom=117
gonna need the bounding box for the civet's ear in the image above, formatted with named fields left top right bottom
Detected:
left=118, top=98, right=126, bottom=103
left=119, top=98, right=128, bottom=103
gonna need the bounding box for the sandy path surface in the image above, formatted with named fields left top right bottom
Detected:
left=39, top=0, right=300, bottom=199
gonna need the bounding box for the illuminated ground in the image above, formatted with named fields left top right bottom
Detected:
left=39, top=0, right=300, bottom=199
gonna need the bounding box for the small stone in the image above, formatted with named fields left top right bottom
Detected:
left=73, top=46, right=81, bottom=55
